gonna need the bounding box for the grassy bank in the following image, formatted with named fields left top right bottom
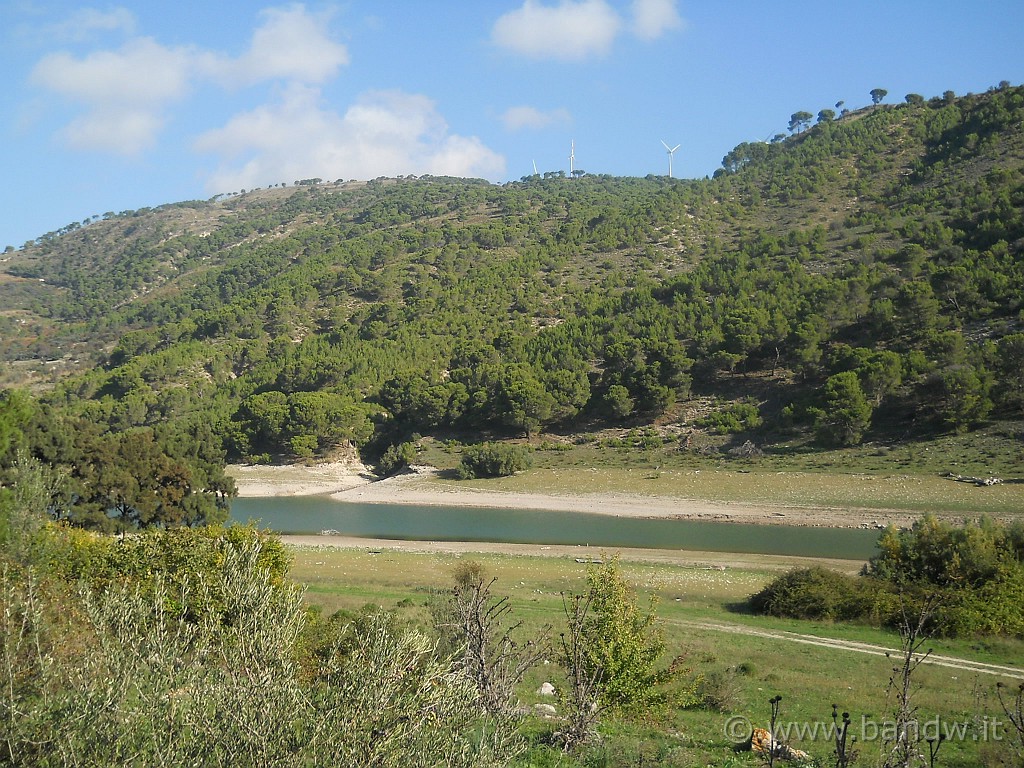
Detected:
left=287, top=543, right=1024, bottom=767
left=410, top=423, right=1024, bottom=520
left=439, top=465, right=1024, bottom=516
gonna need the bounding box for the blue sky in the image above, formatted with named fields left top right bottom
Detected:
left=3, top=0, right=1022, bottom=249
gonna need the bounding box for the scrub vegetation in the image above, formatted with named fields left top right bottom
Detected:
left=1, top=84, right=1024, bottom=764
left=4, top=510, right=1023, bottom=766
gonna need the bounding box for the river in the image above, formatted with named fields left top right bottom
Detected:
left=230, top=496, right=880, bottom=560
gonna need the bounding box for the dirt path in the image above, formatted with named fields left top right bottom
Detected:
left=669, top=619, right=1024, bottom=679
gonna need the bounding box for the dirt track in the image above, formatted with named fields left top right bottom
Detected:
left=669, top=618, right=1024, bottom=679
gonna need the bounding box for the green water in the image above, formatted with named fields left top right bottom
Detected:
left=231, top=496, right=879, bottom=560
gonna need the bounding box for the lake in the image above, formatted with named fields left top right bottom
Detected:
left=231, top=496, right=880, bottom=560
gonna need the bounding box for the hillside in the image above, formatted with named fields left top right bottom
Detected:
left=1, top=86, right=1023, bottom=528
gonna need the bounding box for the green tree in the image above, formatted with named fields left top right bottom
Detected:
left=894, top=281, right=943, bottom=341
left=870, top=88, right=888, bottom=104
left=994, top=334, right=1024, bottom=413
left=43, top=427, right=231, bottom=532
left=491, top=364, right=554, bottom=438
left=788, top=111, right=813, bottom=134
left=377, top=441, right=417, bottom=477
left=577, top=557, right=680, bottom=711
left=237, top=391, right=290, bottom=455
left=0, top=389, right=32, bottom=460
left=857, top=349, right=903, bottom=406
left=811, top=371, right=873, bottom=446
left=817, top=108, right=836, bottom=123
left=603, top=385, right=634, bottom=421
left=933, top=365, right=992, bottom=433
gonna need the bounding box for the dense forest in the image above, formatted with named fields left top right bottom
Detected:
left=1, top=84, right=1023, bottom=529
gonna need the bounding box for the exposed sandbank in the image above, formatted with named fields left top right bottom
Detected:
left=229, top=463, right=916, bottom=530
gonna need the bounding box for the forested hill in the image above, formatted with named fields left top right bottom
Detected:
left=1, top=85, right=1023, bottom=528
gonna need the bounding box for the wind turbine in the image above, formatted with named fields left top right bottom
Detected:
left=569, top=139, right=575, bottom=177
left=661, top=140, right=681, bottom=178
left=532, top=159, right=538, bottom=176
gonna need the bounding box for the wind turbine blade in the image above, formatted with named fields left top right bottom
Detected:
left=661, top=139, right=671, bottom=151
left=671, top=144, right=681, bottom=152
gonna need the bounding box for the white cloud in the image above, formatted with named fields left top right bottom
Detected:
left=29, top=4, right=348, bottom=156
left=28, top=4, right=501, bottom=182
left=50, top=7, right=137, bottom=41
left=501, top=105, right=571, bottom=131
left=492, top=0, right=684, bottom=59
left=62, top=108, right=163, bottom=154
left=195, top=86, right=505, bottom=192
left=30, top=37, right=196, bottom=154
left=205, top=5, right=349, bottom=86
left=492, top=0, right=622, bottom=61
left=31, top=37, right=193, bottom=106
left=630, top=0, right=683, bottom=40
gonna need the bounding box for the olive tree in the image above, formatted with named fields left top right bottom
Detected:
left=1, top=536, right=514, bottom=767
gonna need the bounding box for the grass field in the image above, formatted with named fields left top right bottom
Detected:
left=443, top=465, right=1024, bottom=517
left=287, top=543, right=1024, bottom=767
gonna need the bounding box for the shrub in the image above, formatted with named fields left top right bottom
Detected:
left=809, top=371, right=872, bottom=446
left=0, top=538, right=510, bottom=767
left=752, top=517, right=1024, bottom=637
left=377, top=440, right=417, bottom=477
left=698, top=667, right=742, bottom=712
left=579, top=557, right=692, bottom=711
left=38, top=523, right=291, bottom=623
left=456, top=443, right=531, bottom=479
left=698, top=401, right=763, bottom=434
left=749, top=566, right=870, bottom=621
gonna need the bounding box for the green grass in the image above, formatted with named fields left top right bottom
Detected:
left=428, top=464, right=1024, bottom=517
left=422, top=420, right=1024, bottom=475
left=411, top=421, right=1024, bottom=524
left=415, top=422, right=1024, bottom=520
left=286, top=543, right=1024, bottom=767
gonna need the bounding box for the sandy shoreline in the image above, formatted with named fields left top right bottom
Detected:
left=227, top=463, right=913, bottom=530
left=229, top=460, right=372, bottom=497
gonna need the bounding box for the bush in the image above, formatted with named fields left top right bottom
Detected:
left=0, top=537, right=511, bottom=767
left=698, top=401, right=763, bottom=434
left=752, top=519, right=1024, bottom=637
left=810, top=371, right=872, bottom=446
left=456, top=443, right=531, bottom=479
left=749, top=566, right=870, bottom=621
left=38, top=523, right=291, bottom=623
left=698, top=667, right=742, bottom=712
left=377, top=441, right=417, bottom=477
left=578, top=557, right=692, bottom=711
